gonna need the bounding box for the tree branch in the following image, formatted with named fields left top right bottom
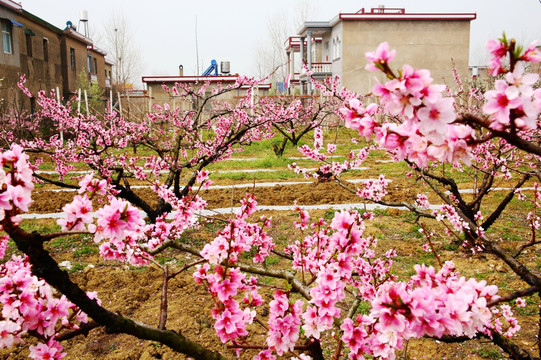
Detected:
left=5, top=224, right=229, bottom=360
left=482, top=174, right=530, bottom=231
left=165, top=242, right=312, bottom=299
left=33, top=173, right=80, bottom=189
left=487, top=285, right=539, bottom=307
left=465, top=114, right=541, bottom=157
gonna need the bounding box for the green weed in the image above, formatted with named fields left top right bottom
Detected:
left=74, top=245, right=98, bottom=258
left=473, top=345, right=506, bottom=359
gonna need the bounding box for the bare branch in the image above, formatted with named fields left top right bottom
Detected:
left=488, top=285, right=539, bottom=307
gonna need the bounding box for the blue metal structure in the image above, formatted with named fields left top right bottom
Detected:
left=202, top=59, right=218, bottom=76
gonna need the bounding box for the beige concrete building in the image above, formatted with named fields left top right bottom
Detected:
left=286, top=7, right=476, bottom=95
left=0, top=0, right=112, bottom=112
left=142, top=75, right=271, bottom=116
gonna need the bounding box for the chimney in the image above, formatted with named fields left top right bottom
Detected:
left=179, top=65, right=184, bottom=76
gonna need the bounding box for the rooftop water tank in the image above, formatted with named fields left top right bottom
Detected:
left=221, top=61, right=230, bottom=74
left=80, top=10, right=88, bottom=22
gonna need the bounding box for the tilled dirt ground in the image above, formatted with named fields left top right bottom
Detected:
left=29, top=179, right=416, bottom=214
left=3, top=159, right=539, bottom=359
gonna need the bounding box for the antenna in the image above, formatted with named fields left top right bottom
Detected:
left=78, top=10, right=89, bottom=37
left=195, top=15, right=199, bottom=76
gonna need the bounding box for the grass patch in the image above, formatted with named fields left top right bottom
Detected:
left=265, top=255, right=280, bottom=266
left=68, top=262, right=88, bottom=273
left=442, top=242, right=459, bottom=251
left=212, top=170, right=300, bottom=181
left=473, top=345, right=506, bottom=359
left=74, top=244, right=98, bottom=258
left=393, top=252, right=436, bottom=280
left=20, top=221, right=61, bottom=234
left=356, top=300, right=371, bottom=315
left=323, top=209, right=336, bottom=220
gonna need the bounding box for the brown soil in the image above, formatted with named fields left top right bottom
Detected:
left=29, top=180, right=416, bottom=214
left=4, top=208, right=533, bottom=360
left=5, top=161, right=538, bottom=360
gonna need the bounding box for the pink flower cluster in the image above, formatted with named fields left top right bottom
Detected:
left=194, top=263, right=259, bottom=343
left=487, top=36, right=541, bottom=76
left=200, top=194, right=273, bottom=265
left=313, top=127, right=324, bottom=150
left=191, top=200, right=509, bottom=359
left=415, top=193, right=431, bottom=210
left=57, top=194, right=93, bottom=231
left=342, top=42, right=476, bottom=167
left=194, top=263, right=261, bottom=344
left=0, top=145, right=34, bottom=225
left=266, top=290, right=303, bottom=355
left=0, top=255, right=94, bottom=360
left=365, top=42, right=396, bottom=72
left=195, top=195, right=272, bottom=346
left=195, top=169, right=213, bottom=189
left=93, top=198, right=147, bottom=265
left=342, top=262, right=499, bottom=360
left=341, top=99, right=378, bottom=141
left=491, top=304, right=520, bottom=338
left=303, top=266, right=345, bottom=339
left=285, top=210, right=395, bottom=343
left=356, top=175, right=389, bottom=202
left=57, top=173, right=111, bottom=231
left=483, top=63, right=541, bottom=131
left=78, top=173, right=108, bottom=196
left=155, top=184, right=207, bottom=233
left=344, top=38, right=541, bottom=170
left=434, top=204, right=469, bottom=234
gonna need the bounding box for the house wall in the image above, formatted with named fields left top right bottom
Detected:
left=330, top=22, right=343, bottom=82
left=104, top=62, right=112, bottom=88
left=1, top=2, right=113, bottom=111
left=16, top=15, right=63, bottom=96
left=60, top=35, right=92, bottom=97
left=89, top=49, right=107, bottom=89
left=146, top=82, right=270, bottom=119
left=148, top=82, right=249, bottom=111
left=341, top=19, right=471, bottom=94
left=0, top=8, right=21, bottom=110
left=0, top=7, right=20, bottom=67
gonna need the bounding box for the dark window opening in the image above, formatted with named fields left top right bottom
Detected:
left=70, top=48, right=75, bottom=69
left=43, top=38, right=48, bottom=61
left=25, top=33, right=32, bottom=57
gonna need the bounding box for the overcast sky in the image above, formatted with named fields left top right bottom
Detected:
left=17, top=0, right=541, bottom=87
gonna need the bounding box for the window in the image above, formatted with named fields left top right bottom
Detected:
left=70, top=48, right=75, bottom=69
left=2, top=21, right=12, bottom=54
left=324, top=41, right=329, bottom=61
left=30, top=96, right=35, bottom=114
left=25, top=33, right=32, bottom=57
left=87, top=54, right=98, bottom=74
left=333, top=36, right=341, bottom=60
left=87, top=54, right=92, bottom=73
left=43, top=38, right=48, bottom=61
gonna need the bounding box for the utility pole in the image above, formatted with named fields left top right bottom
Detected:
left=114, top=28, right=121, bottom=92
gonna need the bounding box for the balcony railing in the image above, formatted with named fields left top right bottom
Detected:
left=310, top=62, right=332, bottom=73
left=90, top=74, right=98, bottom=83
left=105, top=78, right=111, bottom=88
